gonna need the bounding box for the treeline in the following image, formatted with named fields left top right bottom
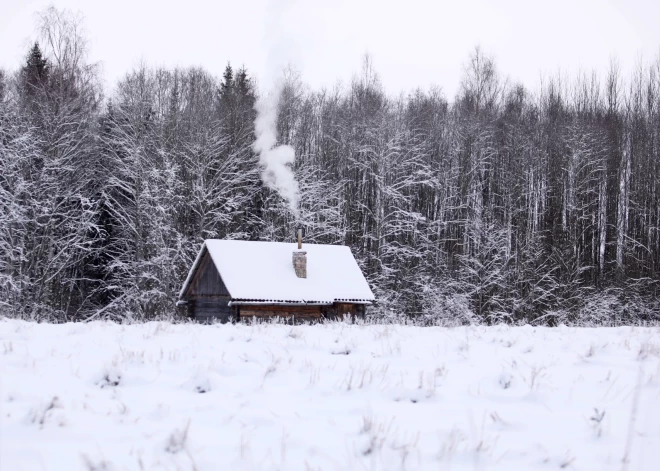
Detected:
left=1, top=8, right=660, bottom=324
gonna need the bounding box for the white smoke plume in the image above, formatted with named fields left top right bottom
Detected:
left=253, top=0, right=301, bottom=217
left=253, top=83, right=299, bottom=216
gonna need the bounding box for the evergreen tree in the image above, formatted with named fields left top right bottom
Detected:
left=220, top=62, right=233, bottom=104
left=21, top=43, right=49, bottom=91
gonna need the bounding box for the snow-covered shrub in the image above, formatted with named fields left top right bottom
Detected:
left=530, top=309, right=570, bottom=326
left=579, top=293, right=625, bottom=326
left=420, top=287, right=475, bottom=326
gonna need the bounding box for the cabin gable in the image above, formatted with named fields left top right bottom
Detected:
left=185, top=248, right=229, bottom=297
left=183, top=249, right=232, bottom=322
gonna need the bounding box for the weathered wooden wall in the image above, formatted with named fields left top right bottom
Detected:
left=190, top=297, right=232, bottom=323
left=187, top=250, right=229, bottom=297
left=240, top=304, right=322, bottom=321
left=185, top=249, right=232, bottom=322
left=321, top=303, right=366, bottom=320
left=238, top=303, right=366, bottom=322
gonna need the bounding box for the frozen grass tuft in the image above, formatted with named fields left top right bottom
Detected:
left=638, top=340, right=660, bottom=360
left=82, top=456, right=115, bottom=471
left=98, top=367, right=122, bottom=388
left=165, top=421, right=190, bottom=454
left=499, top=371, right=513, bottom=389
left=589, top=408, right=606, bottom=438
left=28, top=396, right=62, bottom=427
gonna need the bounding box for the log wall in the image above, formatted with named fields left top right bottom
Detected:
left=191, top=296, right=232, bottom=323
left=238, top=303, right=366, bottom=322
left=240, top=304, right=322, bottom=321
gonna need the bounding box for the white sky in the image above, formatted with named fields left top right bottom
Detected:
left=1, top=0, right=659, bottom=98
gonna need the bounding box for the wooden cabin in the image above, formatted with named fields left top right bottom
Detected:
left=177, top=239, right=375, bottom=323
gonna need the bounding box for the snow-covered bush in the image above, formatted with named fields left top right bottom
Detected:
left=420, top=289, right=475, bottom=326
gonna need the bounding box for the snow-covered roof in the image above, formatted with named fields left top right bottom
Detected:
left=179, top=240, right=375, bottom=304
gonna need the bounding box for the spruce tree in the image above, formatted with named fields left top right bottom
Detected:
left=220, top=63, right=234, bottom=106
left=21, top=42, right=49, bottom=93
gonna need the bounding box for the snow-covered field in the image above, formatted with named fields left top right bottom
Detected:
left=1, top=319, right=659, bottom=470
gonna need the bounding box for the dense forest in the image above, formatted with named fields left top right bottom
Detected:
left=1, top=8, right=660, bottom=324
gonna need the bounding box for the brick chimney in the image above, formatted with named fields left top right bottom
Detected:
left=293, top=228, right=306, bottom=278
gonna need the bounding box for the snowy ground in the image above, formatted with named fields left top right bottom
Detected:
left=1, top=319, right=659, bottom=470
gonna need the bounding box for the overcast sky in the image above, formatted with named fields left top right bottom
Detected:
left=1, top=0, right=659, bottom=97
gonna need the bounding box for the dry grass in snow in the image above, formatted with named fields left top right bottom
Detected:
left=1, top=319, right=659, bottom=470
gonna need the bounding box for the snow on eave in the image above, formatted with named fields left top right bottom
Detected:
left=229, top=300, right=332, bottom=306
left=228, top=298, right=373, bottom=306
left=334, top=298, right=373, bottom=305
